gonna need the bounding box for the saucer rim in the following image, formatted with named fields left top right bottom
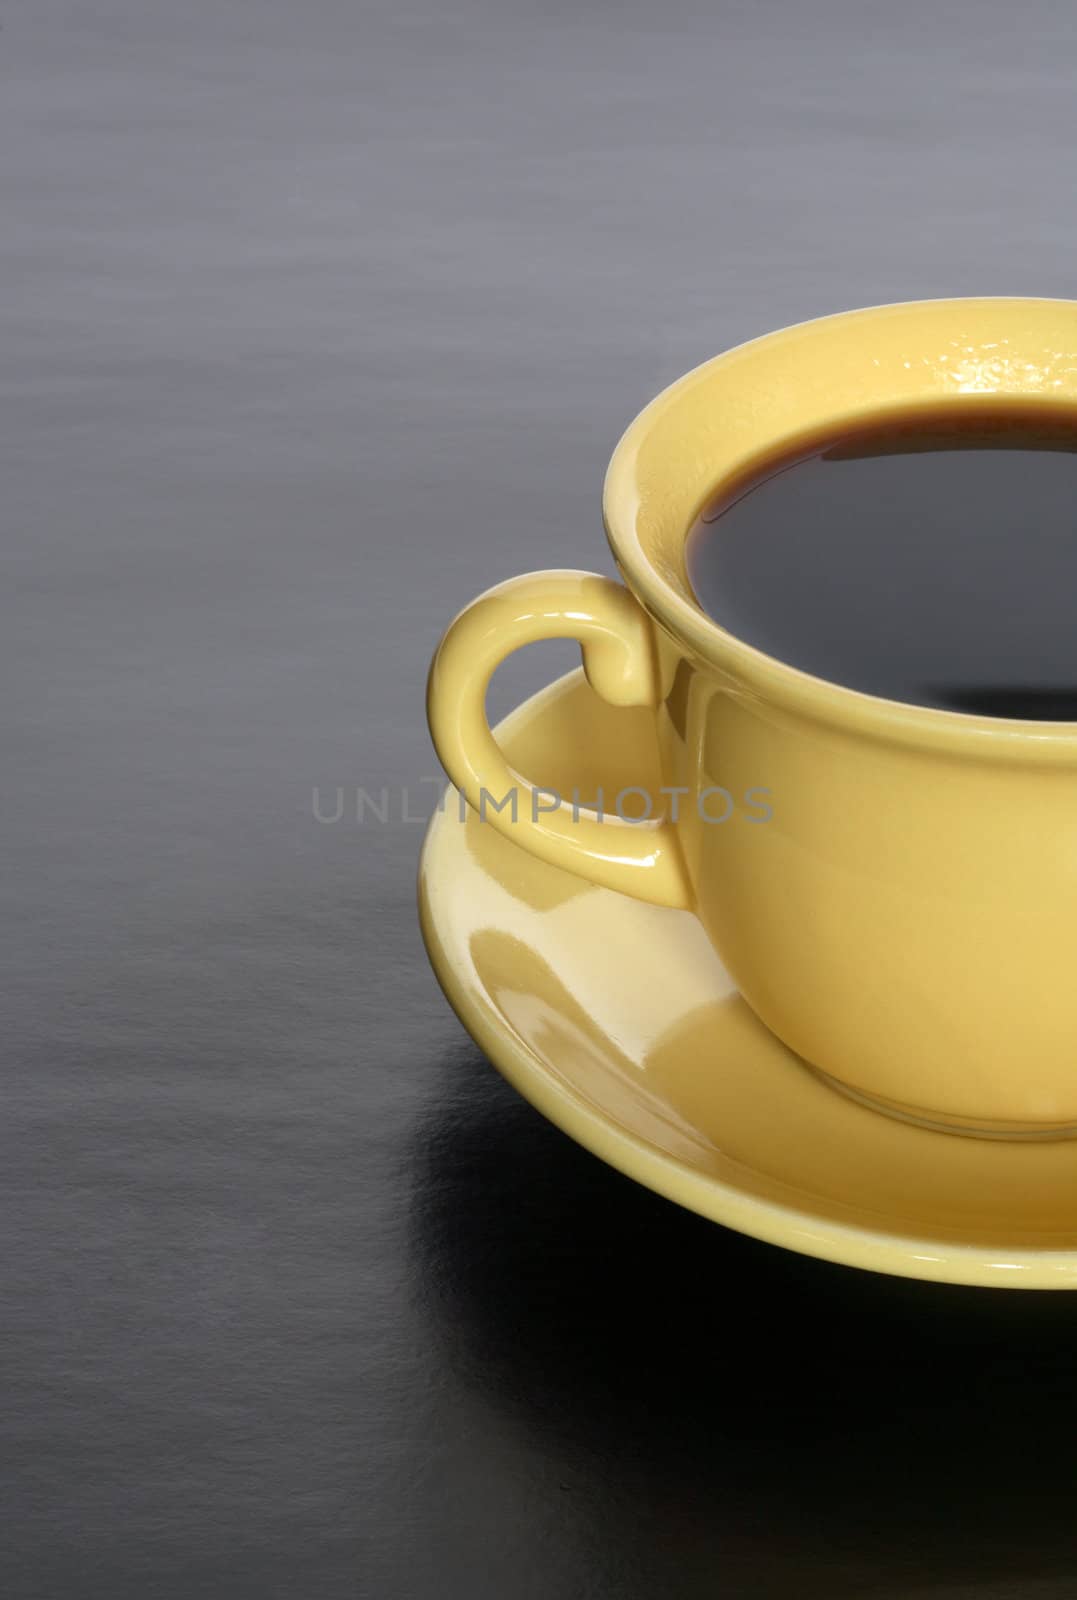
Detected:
left=419, top=670, right=1077, bottom=1290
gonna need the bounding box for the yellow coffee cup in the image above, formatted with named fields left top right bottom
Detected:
left=427, top=299, right=1077, bottom=1138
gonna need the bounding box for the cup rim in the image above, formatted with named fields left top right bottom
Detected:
left=602, top=296, right=1077, bottom=760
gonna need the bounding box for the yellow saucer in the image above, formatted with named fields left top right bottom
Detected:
left=419, top=670, right=1077, bottom=1288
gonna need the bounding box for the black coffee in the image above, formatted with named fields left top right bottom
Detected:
left=686, top=406, right=1077, bottom=718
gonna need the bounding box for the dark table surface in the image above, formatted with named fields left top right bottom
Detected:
left=7, top=2, right=1077, bottom=1595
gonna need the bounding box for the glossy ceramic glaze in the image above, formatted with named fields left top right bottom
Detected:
left=427, top=299, right=1077, bottom=1134
left=420, top=672, right=1077, bottom=1287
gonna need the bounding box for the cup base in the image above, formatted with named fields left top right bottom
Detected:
left=808, top=1068, right=1077, bottom=1142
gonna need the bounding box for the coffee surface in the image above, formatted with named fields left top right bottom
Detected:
left=686, top=406, right=1077, bottom=718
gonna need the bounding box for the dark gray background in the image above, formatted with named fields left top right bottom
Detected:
left=7, top=2, right=1077, bottom=1595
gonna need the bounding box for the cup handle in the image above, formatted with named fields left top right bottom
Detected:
left=427, top=569, right=692, bottom=909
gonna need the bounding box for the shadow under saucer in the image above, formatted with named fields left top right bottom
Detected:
left=410, top=1044, right=1077, bottom=1598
